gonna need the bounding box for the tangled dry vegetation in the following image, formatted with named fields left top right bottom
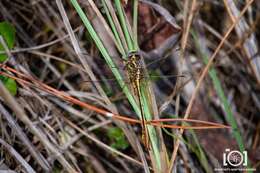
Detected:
left=0, top=0, right=260, bottom=173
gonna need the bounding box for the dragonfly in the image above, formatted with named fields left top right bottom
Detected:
left=82, top=52, right=187, bottom=148
left=124, top=51, right=149, bottom=148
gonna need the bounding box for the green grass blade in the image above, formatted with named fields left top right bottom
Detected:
left=71, top=1, right=161, bottom=171
left=114, top=0, right=134, bottom=51
left=113, top=2, right=162, bottom=169
left=132, top=0, right=139, bottom=50
left=192, top=30, right=251, bottom=171
left=140, top=81, right=161, bottom=170
left=101, top=0, right=126, bottom=57
left=192, top=30, right=245, bottom=152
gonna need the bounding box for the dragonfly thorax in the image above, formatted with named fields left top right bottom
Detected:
left=125, top=55, right=143, bottom=83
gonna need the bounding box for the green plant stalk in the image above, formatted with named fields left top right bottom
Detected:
left=114, top=0, right=162, bottom=169
left=130, top=0, right=161, bottom=168
left=206, top=66, right=252, bottom=171
left=114, top=0, right=134, bottom=51
left=101, top=0, right=126, bottom=57
left=132, top=0, right=138, bottom=50
left=192, top=31, right=250, bottom=170
left=140, top=81, right=161, bottom=170
left=71, top=0, right=161, bottom=170
left=208, top=67, right=245, bottom=149
left=130, top=1, right=162, bottom=168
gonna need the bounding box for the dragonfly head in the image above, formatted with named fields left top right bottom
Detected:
left=126, top=51, right=140, bottom=58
